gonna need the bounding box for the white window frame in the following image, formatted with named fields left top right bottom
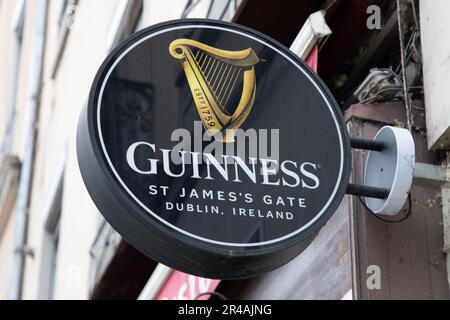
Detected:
left=50, top=0, right=79, bottom=79
left=182, top=0, right=241, bottom=20
left=105, top=0, right=143, bottom=53
left=1, top=0, right=25, bottom=156
left=0, top=156, right=20, bottom=240
left=36, top=151, right=66, bottom=299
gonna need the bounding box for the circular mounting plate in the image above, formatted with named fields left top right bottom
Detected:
left=364, top=126, right=415, bottom=216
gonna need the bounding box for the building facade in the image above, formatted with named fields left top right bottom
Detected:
left=0, top=0, right=449, bottom=300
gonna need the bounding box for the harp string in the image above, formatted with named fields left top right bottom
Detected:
left=211, top=62, right=224, bottom=89
left=210, top=61, right=221, bottom=89
left=218, top=65, right=237, bottom=104
left=203, top=56, right=212, bottom=73
left=223, top=66, right=242, bottom=109
left=205, top=59, right=216, bottom=80
left=227, top=67, right=241, bottom=103
left=200, top=55, right=209, bottom=70
left=194, top=53, right=227, bottom=112
left=205, top=59, right=217, bottom=79
left=197, top=52, right=205, bottom=67
left=215, top=64, right=230, bottom=100
left=223, top=68, right=242, bottom=109
left=195, top=52, right=215, bottom=95
left=214, top=63, right=229, bottom=111
left=216, top=64, right=233, bottom=102
left=193, top=50, right=247, bottom=113
left=199, top=55, right=206, bottom=69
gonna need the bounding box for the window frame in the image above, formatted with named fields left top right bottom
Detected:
left=36, top=151, right=66, bottom=299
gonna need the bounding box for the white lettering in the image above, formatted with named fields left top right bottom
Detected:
left=126, top=142, right=159, bottom=174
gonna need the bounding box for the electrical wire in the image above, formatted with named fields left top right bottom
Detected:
left=323, top=0, right=339, bottom=13
left=357, top=193, right=413, bottom=224
left=410, top=0, right=420, bottom=31
left=195, top=291, right=228, bottom=300
left=411, top=103, right=425, bottom=111
left=359, top=85, right=424, bottom=104
left=396, top=0, right=414, bottom=132
left=393, top=0, right=416, bottom=224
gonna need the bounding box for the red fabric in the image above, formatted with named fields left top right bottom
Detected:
left=155, top=270, right=220, bottom=300
left=306, top=45, right=319, bottom=73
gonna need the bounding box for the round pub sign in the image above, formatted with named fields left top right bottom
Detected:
left=77, top=20, right=351, bottom=279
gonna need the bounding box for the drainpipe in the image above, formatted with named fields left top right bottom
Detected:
left=9, top=0, right=48, bottom=300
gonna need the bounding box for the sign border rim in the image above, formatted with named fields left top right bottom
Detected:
left=88, top=19, right=351, bottom=248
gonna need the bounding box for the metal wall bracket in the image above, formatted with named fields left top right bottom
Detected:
left=350, top=137, right=384, bottom=152
left=346, top=126, right=415, bottom=216
left=346, top=183, right=389, bottom=200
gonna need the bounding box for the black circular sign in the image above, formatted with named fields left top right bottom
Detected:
left=77, top=19, right=351, bottom=279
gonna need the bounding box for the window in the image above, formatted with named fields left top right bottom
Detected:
left=1, top=0, right=25, bottom=156
left=207, top=0, right=239, bottom=20
left=182, top=0, right=241, bottom=20
left=44, top=215, right=61, bottom=299
left=50, top=0, right=78, bottom=79
left=57, top=0, right=70, bottom=30
left=105, top=0, right=143, bottom=53
left=0, top=156, right=20, bottom=239
left=37, top=162, right=65, bottom=299
left=0, top=0, right=24, bottom=241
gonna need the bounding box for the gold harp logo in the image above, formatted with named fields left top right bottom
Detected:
left=169, top=39, right=260, bottom=143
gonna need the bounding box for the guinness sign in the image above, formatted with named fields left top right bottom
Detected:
left=77, top=20, right=351, bottom=279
